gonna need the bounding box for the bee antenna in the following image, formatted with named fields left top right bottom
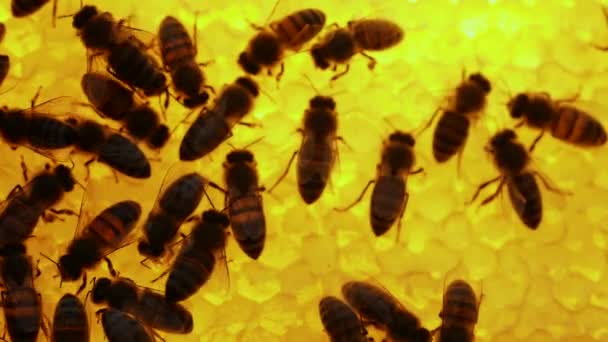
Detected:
left=241, top=136, right=264, bottom=150
left=263, top=0, right=281, bottom=26
left=0, top=82, right=20, bottom=96
left=39, top=252, right=59, bottom=268
left=258, top=86, right=276, bottom=104
left=227, top=142, right=236, bottom=150
left=301, top=73, right=320, bottom=95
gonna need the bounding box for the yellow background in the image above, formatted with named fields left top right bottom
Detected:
left=0, top=0, right=608, bottom=341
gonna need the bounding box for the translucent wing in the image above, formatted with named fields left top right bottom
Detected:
left=202, top=246, right=231, bottom=302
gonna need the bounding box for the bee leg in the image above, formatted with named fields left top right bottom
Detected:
left=467, top=176, right=502, bottom=205
left=84, top=157, right=96, bottom=182
left=29, top=86, right=42, bottom=109
left=268, top=151, right=298, bottom=194
left=360, top=52, right=377, bottom=70
left=330, top=64, right=350, bottom=82
left=532, top=171, right=573, bottom=196
left=395, top=191, right=409, bottom=243
left=150, top=270, right=169, bottom=284
left=40, top=311, right=50, bottom=339
left=203, top=84, right=216, bottom=94
left=19, top=155, right=28, bottom=181
left=42, top=211, right=64, bottom=223
left=202, top=185, right=218, bottom=209
left=275, top=62, right=285, bottom=84
left=528, top=131, right=545, bottom=152
left=50, top=208, right=78, bottom=217
left=52, top=0, right=58, bottom=27
left=237, top=121, right=261, bottom=128
left=6, top=185, right=23, bottom=198
left=104, top=257, right=117, bottom=277
left=415, top=108, right=441, bottom=136
left=411, top=167, right=425, bottom=175
left=334, top=180, right=374, bottom=212
left=76, top=273, right=87, bottom=295
left=479, top=178, right=506, bottom=206
left=34, top=259, right=41, bottom=278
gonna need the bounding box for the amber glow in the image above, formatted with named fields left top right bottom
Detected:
left=0, top=0, right=608, bottom=341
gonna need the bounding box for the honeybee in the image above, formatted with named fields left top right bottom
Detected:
left=342, top=281, right=431, bottom=342
left=0, top=243, right=44, bottom=342
left=238, top=8, right=326, bottom=79
left=0, top=23, right=6, bottom=43
left=179, top=76, right=259, bottom=161
left=469, top=129, right=568, bottom=230
left=98, top=308, right=156, bottom=342
left=319, top=296, right=368, bottom=342
left=436, top=280, right=480, bottom=342
left=57, top=200, right=142, bottom=290
left=67, top=118, right=151, bottom=179
left=0, top=164, right=76, bottom=247
left=311, top=19, right=403, bottom=81
left=0, top=54, right=8, bottom=88
left=507, top=92, right=606, bottom=149
left=268, top=95, right=339, bottom=204
left=138, top=172, right=209, bottom=261
left=164, top=209, right=230, bottom=302
left=52, top=293, right=90, bottom=342
left=81, top=72, right=170, bottom=149
left=335, top=131, right=423, bottom=239
left=92, top=276, right=193, bottom=334
left=0, top=98, right=80, bottom=154
left=158, top=16, right=210, bottom=108
left=420, top=72, right=492, bottom=164
left=223, top=149, right=266, bottom=260
left=72, top=6, right=167, bottom=97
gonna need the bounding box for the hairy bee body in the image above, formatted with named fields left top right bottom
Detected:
left=100, top=308, right=155, bottom=342
left=319, top=296, right=367, bottom=342
left=165, top=210, right=230, bottom=302
left=438, top=280, right=479, bottom=342
left=11, top=0, right=50, bottom=18
left=52, top=294, right=89, bottom=342
left=138, top=173, right=206, bottom=259
left=507, top=172, right=542, bottom=230
left=98, top=133, right=151, bottom=179
left=349, top=19, right=404, bottom=51
left=370, top=175, right=406, bottom=237
left=59, top=201, right=142, bottom=281
left=0, top=108, right=78, bottom=150
left=270, top=8, right=326, bottom=50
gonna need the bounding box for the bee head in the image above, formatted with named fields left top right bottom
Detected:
left=508, top=93, right=529, bottom=119
left=73, top=5, right=98, bottom=29
left=202, top=210, right=230, bottom=227
left=388, top=131, right=415, bottom=147
left=137, top=240, right=165, bottom=258
left=147, top=125, right=171, bottom=149
left=54, top=165, right=76, bottom=192
left=412, top=327, right=432, bottom=342
left=469, top=73, right=491, bottom=93
left=91, top=277, right=113, bottom=304
left=235, top=77, right=259, bottom=97
left=238, top=52, right=261, bottom=75
left=311, top=44, right=330, bottom=70
left=249, top=31, right=282, bottom=66
left=58, top=254, right=82, bottom=281
left=226, top=150, right=254, bottom=165
left=310, top=96, right=335, bottom=111
left=490, top=129, right=517, bottom=149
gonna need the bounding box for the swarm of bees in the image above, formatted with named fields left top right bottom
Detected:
left=0, top=0, right=605, bottom=341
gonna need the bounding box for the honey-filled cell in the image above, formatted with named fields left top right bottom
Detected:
left=0, top=0, right=607, bottom=341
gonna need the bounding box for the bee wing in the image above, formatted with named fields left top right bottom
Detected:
left=364, top=277, right=415, bottom=319
left=150, top=162, right=209, bottom=215
left=201, top=247, right=231, bottom=302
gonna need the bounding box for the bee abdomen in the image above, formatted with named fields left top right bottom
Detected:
left=159, top=18, right=195, bottom=67
left=166, top=252, right=215, bottom=302
left=351, top=19, right=403, bottom=51
left=433, top=111, right=470, bottom=163
left=4, top=288, right=41, bottom=342
left=508, top=172, right=542, bottom=230
left=179, top=115, right=231, bottom=161
left=228, top=195, right=266, bottom=260
left=552, top=107, right=607, bottom=146
left=370, top=176, right=406, bottom=237
left=272, top=9, right=326, bottom=49
left=108, top=42, right=166, bottom=96
left=441, top=280, right=478, bottom=326
left=101, top=309, right=155, bottom=342
left=90, top=201, right=141, bottom=247
left=159, top=173, right=206, bottom=220
left=98, top=134, right=151, bottom=179
left=28, top=116, right=78, bottom=149
left=319, top=296, right=366, bottom=342
left=52, top=294, right=89, bottom=342
left=11, top=0, right=49, bottom=17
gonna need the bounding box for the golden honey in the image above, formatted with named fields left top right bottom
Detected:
left=0, top=0, right=607, bottom=341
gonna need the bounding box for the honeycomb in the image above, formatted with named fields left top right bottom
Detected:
left=0, top=0, right=607, bottom=341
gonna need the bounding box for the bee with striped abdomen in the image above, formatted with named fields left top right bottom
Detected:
left=311, top=19, right=403, bottom=81
left=335, top=131, right=423, bottom=239
left=92, top=276, right=193, bottom=334
left=319, top=296, right=368, bottom=342
left=420, top=72, right=491, bottom=165
left=469, top=129, right=569, bottom=230
left=436, top=280, right=480, bottom=342
left=0, top=164, right=76, bottom=247
left=507, top=92, right=606, bottom=150
left=81, top=72, right=170, bottom=149
left=164, top=210, right=230, bottom=302
left=158, top=15, right=210, bottom=108
left=179, top=77, right=259, bottom=161
left=67, top=118, right=151, bottom=179
left=57, top=200, right=142, bottom=291
left=268, top=95, right=339, bottom=204
left=52, top=293, right=90, bottom=342
left=238, top=8, right=326, bottom=80
left=0, top=243, right=44, bottom=342
left=342, top=280, right=431, bottom=342
left=223, top=149, right=266, bottom=260
left=98, top=308, right=156, bottom=342
left=138, top=171, right=210, bottom=261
